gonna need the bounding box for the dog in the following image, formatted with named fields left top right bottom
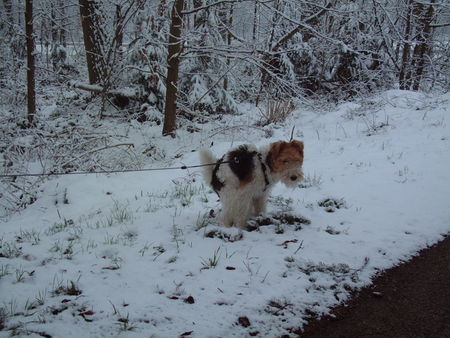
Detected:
left=199, top=140, right=304, bottom=229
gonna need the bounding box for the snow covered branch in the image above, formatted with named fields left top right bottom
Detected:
left=69, top=81, right=139, bottom=100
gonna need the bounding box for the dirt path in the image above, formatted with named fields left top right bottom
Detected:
left=296, top=235, right=450, bottom=337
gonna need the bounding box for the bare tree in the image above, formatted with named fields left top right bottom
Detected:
left=399, top=0, right=414, bottom=90
left=256, top=1, right=333, bottom=103
left=2, top=0, right=14, bottom=35
left=25, top=0, right=36, bottom=124
left=162, top=0, right=184, bottom=137
left=411, top=1, right=436, bottom=90
left=79, top=0, right=105, bottom=84
left=398, top=0, right=439, bottom=90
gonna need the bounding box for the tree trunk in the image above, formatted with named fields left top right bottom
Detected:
left=25, top=0, right=36, bottom=125
left=3, top=0, right=14, bottom=35
left=162, top=0, right=184, bottom=137
left=399, top=2, right=413, bottom=89
left=223, top=4, right=233, bottom=91
left=115, top=5, right=123, bottom=50
left=51, top=6, right=58, bottom=43
left=252, top=0, right=258, bottom=42
left=412, top=2, right=435, bottom=91
left=79, top=0, right=104, bottom=84
left=60, top=0, right=67, bottom=46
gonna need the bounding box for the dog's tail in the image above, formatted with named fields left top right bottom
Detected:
left=199, top=149, right=217, bottom=186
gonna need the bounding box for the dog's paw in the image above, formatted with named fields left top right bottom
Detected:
left=204, top=227, right=244, bottom=242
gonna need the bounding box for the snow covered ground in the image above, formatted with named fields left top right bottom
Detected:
left=1, top=90, right=449, bottom=337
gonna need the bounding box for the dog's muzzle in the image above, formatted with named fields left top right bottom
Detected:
left=281, top=169, right=303, bottom=187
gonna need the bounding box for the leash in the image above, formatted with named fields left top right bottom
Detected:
left=0, top=162, right=230, bottom=179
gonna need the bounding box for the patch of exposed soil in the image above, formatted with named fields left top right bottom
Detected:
left=295, top=234, right=450, bottom=337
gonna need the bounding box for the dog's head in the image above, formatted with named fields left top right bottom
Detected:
left=267, top=140, right=304, bottom=187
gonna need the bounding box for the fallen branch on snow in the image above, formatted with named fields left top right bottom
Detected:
left=69, top=81, right=139, bottom=101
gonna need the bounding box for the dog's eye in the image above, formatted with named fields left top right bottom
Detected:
left=233, top=157, right=240, bottom=164
left=283, top=160, right=289, bottom=164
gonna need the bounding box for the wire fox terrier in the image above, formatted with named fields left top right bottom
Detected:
left=200, top=140, right=304, bottom=229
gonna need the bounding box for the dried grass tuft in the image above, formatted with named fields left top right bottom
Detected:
left=257, top=100, right=296, bottom=126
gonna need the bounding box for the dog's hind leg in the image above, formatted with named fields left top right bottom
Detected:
left=252, top=195, right=268, bottom=216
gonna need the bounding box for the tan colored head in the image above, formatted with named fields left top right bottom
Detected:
left=267, top=140, right=304, bottom=187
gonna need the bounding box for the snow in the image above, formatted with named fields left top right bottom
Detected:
left=1, top=90, right=449, bottom=337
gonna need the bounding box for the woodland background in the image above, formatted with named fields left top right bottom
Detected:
left=0, top=3, right=450, bottom=336
left=0, top=0, right=449, bottom=215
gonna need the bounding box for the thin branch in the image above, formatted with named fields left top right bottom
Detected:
left=181, top=0, right=268, bottom=15
left=429, top=22, right=450, bottom=28
left=271, top=1, right=333, bottom=51
left=191, top=61, right=240, bottom=107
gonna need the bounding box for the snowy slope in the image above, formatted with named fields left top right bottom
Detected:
left=1, top=90, right=449, bottom=337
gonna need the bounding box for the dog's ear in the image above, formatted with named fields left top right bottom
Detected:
left=269, top=141, right=289, bottom=159
left=290, top=140, right=304, bottom=155
left=267, top=141, right=286, bottom=171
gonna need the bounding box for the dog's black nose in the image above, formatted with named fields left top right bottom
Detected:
left=290, top=175, right=297, bottom=181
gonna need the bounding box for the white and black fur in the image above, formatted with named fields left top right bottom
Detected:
left=200, top=142, right=303, bottom=229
